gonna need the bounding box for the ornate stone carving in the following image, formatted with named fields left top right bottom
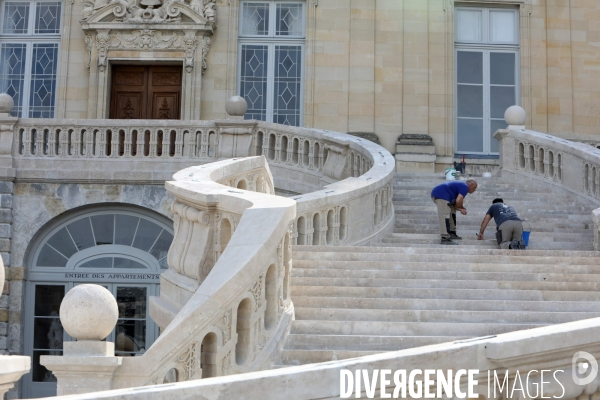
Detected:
left=84, top=34, right=93, bottom=69
left=177, top=342, right=198, bottom=381
left=96, top=30, right=111, bottom=71
left=250, top=274, right=263, bottom=311
left=182, top=31, right=199, bottom=73
left=114, top=29, right=178, bottom=49
left=80, top=0, right=212, bottom=24
left=221, top=349, right=232, bottom=375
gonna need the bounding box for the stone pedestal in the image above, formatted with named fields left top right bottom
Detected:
left=0, top=355, right=30, bottom=398
left=40, top=342, right=122, bottom=396
left=39, top=284, right=121, bottom=396
left=395, top=134, right=436, bottom=173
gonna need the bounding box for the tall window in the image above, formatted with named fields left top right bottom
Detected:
left=0, top=0, right=61, bottom=118
left=454, top=6, right=519, bottom=155
left=238, top=1, right=305, bottom=126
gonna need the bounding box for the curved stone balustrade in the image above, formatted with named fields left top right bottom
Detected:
left=105, top=156, right=297, bottom=388
left=495, top=126, right=600, bottom=249
left=12, top=119, right=395, bottom=245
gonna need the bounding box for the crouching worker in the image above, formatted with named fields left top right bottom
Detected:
left=477, top=198, right=525, bottom=249
left=431, top=179, right=478, bottom=245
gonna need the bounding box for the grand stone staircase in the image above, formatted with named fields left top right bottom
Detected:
left=280, top=173, right=600, bottom=365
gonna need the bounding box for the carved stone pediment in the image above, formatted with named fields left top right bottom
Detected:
left=81, top=0, right=215, bottom=25
left=80, top=0, right=215, bottom=73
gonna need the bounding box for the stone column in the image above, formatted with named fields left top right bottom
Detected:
left=0, top=236, right=30, bottom=400
left=41, top=284, right=122, bottom=395
left=0, top=94, right=17, bottom=368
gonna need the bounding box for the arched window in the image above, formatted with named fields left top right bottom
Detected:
left=24, top=206, right=173, bottom=398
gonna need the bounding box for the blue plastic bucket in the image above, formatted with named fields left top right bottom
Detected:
left=522, top=221, right=531, bottom=247
left=522, top=231, right=530, bottom=247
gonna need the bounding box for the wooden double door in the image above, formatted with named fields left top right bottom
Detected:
left=110, top=65, right=182, bottom=120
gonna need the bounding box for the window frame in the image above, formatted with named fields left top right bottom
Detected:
left=237, top=0, right=306, bottom=127
left=454, top=6, right=520, bottom=46
left=454, top=5, right=520, bottom=156
left=0, top=0, right=62, bottom=118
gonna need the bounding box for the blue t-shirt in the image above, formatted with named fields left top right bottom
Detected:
left=486, top=203, right=521, bottom=229
left=431, top=181, right=469, bottom=203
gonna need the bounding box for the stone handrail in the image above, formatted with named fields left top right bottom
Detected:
left=252, top=123, right=395, bottom=246
left=495, top=126, right=600, bottom=250
left=104, top=156, right=296, bottom=388
left=11, top=118, right=395, bottom=246
left=41, top=317, right=600, bottom=399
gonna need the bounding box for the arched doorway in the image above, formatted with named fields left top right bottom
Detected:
left=22, top=205, right=173, bottom=398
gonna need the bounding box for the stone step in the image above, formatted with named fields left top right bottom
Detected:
left=374, top=242, right=595, bottom=251
left=290, top=320, right=544, bottom=336
left=293, top=259, right=600, bottom=274
left=293, top=307, right=600, bottom=324
left=292, top=268, right=600, bottom=283
left=294, top=247, right=600, bottom=262
left=292, top=277, right=600, bottom=292
left=283, top=334, right=464, bottom=351
left=292, top=296, right=600, bottom=312
left=280, top=349, right=381, bottom=365
left=292, top=285, right=600, bottom=301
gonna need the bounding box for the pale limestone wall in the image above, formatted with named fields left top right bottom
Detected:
left=6, top=183, right=172, bottom=358
left=56, top=0, right=600, bottom=159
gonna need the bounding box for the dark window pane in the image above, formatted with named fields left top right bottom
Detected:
left=149, top=230, right=173, bottom=261
left=33, top=350, right=59, bottom=382
left=79, top=257, right=113, bottom=268
left=457, top=51, right=483, bottom=84
left=34, top=285, right=64, bottom=316
left=37, top=244, right=68, bottom=267
left=117, top=287, right=147, bottom=318
left=159, top=257, right=168, bottom=269
left=457, top=85, right=483, bottom=118
left=91, top=214, right=114, bottom=245
left=66, top=218, right=95, bottom=250
left=116, top=320, right=146, bottom=355
left=113, top=257, right=145, bottom=269
left=490, top=86, right=516, bottom=119
left=132, top=219, right=162, bottom=252
left=490, top=119, right=507, bottom=153
left=456, top=118, right=484, bottom=153
left=115, top=215, right=140, bottom=246
left=46, top=227, right=77, bottom=258
left=34, top=317, right=63, bottom=350
left=490, top=52, right=516, bottom=85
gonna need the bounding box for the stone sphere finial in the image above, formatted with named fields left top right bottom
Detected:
left=60, top=284, right=118, bottom=341
left=225, top=96, right=248, bottom=117
left=504, top=105, right=526, bottom=126
left=0, top=93, right=14, bottom=114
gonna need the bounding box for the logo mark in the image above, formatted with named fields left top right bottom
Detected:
left=572, top=351, right=598, bottom=385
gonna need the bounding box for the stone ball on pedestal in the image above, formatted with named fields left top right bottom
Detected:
left=504, top=105, right=526, bottom=126
left=225, top=96, right=248, bottom=117
left=59, top=284, right=118, bottom=341
left=0, top=93, right=14, bottom=114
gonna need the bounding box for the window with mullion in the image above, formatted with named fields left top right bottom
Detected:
left=238, top=1, right=305, bottom=126
left=0, top=0, right=61, bottom=117
left=454, top=6, right=519, bottom=155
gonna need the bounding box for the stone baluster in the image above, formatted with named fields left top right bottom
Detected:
left=286, top=137, right=294, bottom=165
left=40, top=284, right=121, bottom=396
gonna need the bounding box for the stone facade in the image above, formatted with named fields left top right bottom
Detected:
left=48, top=0, right=600, bottom=163
left=2, top=182, right=172, bottom=390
